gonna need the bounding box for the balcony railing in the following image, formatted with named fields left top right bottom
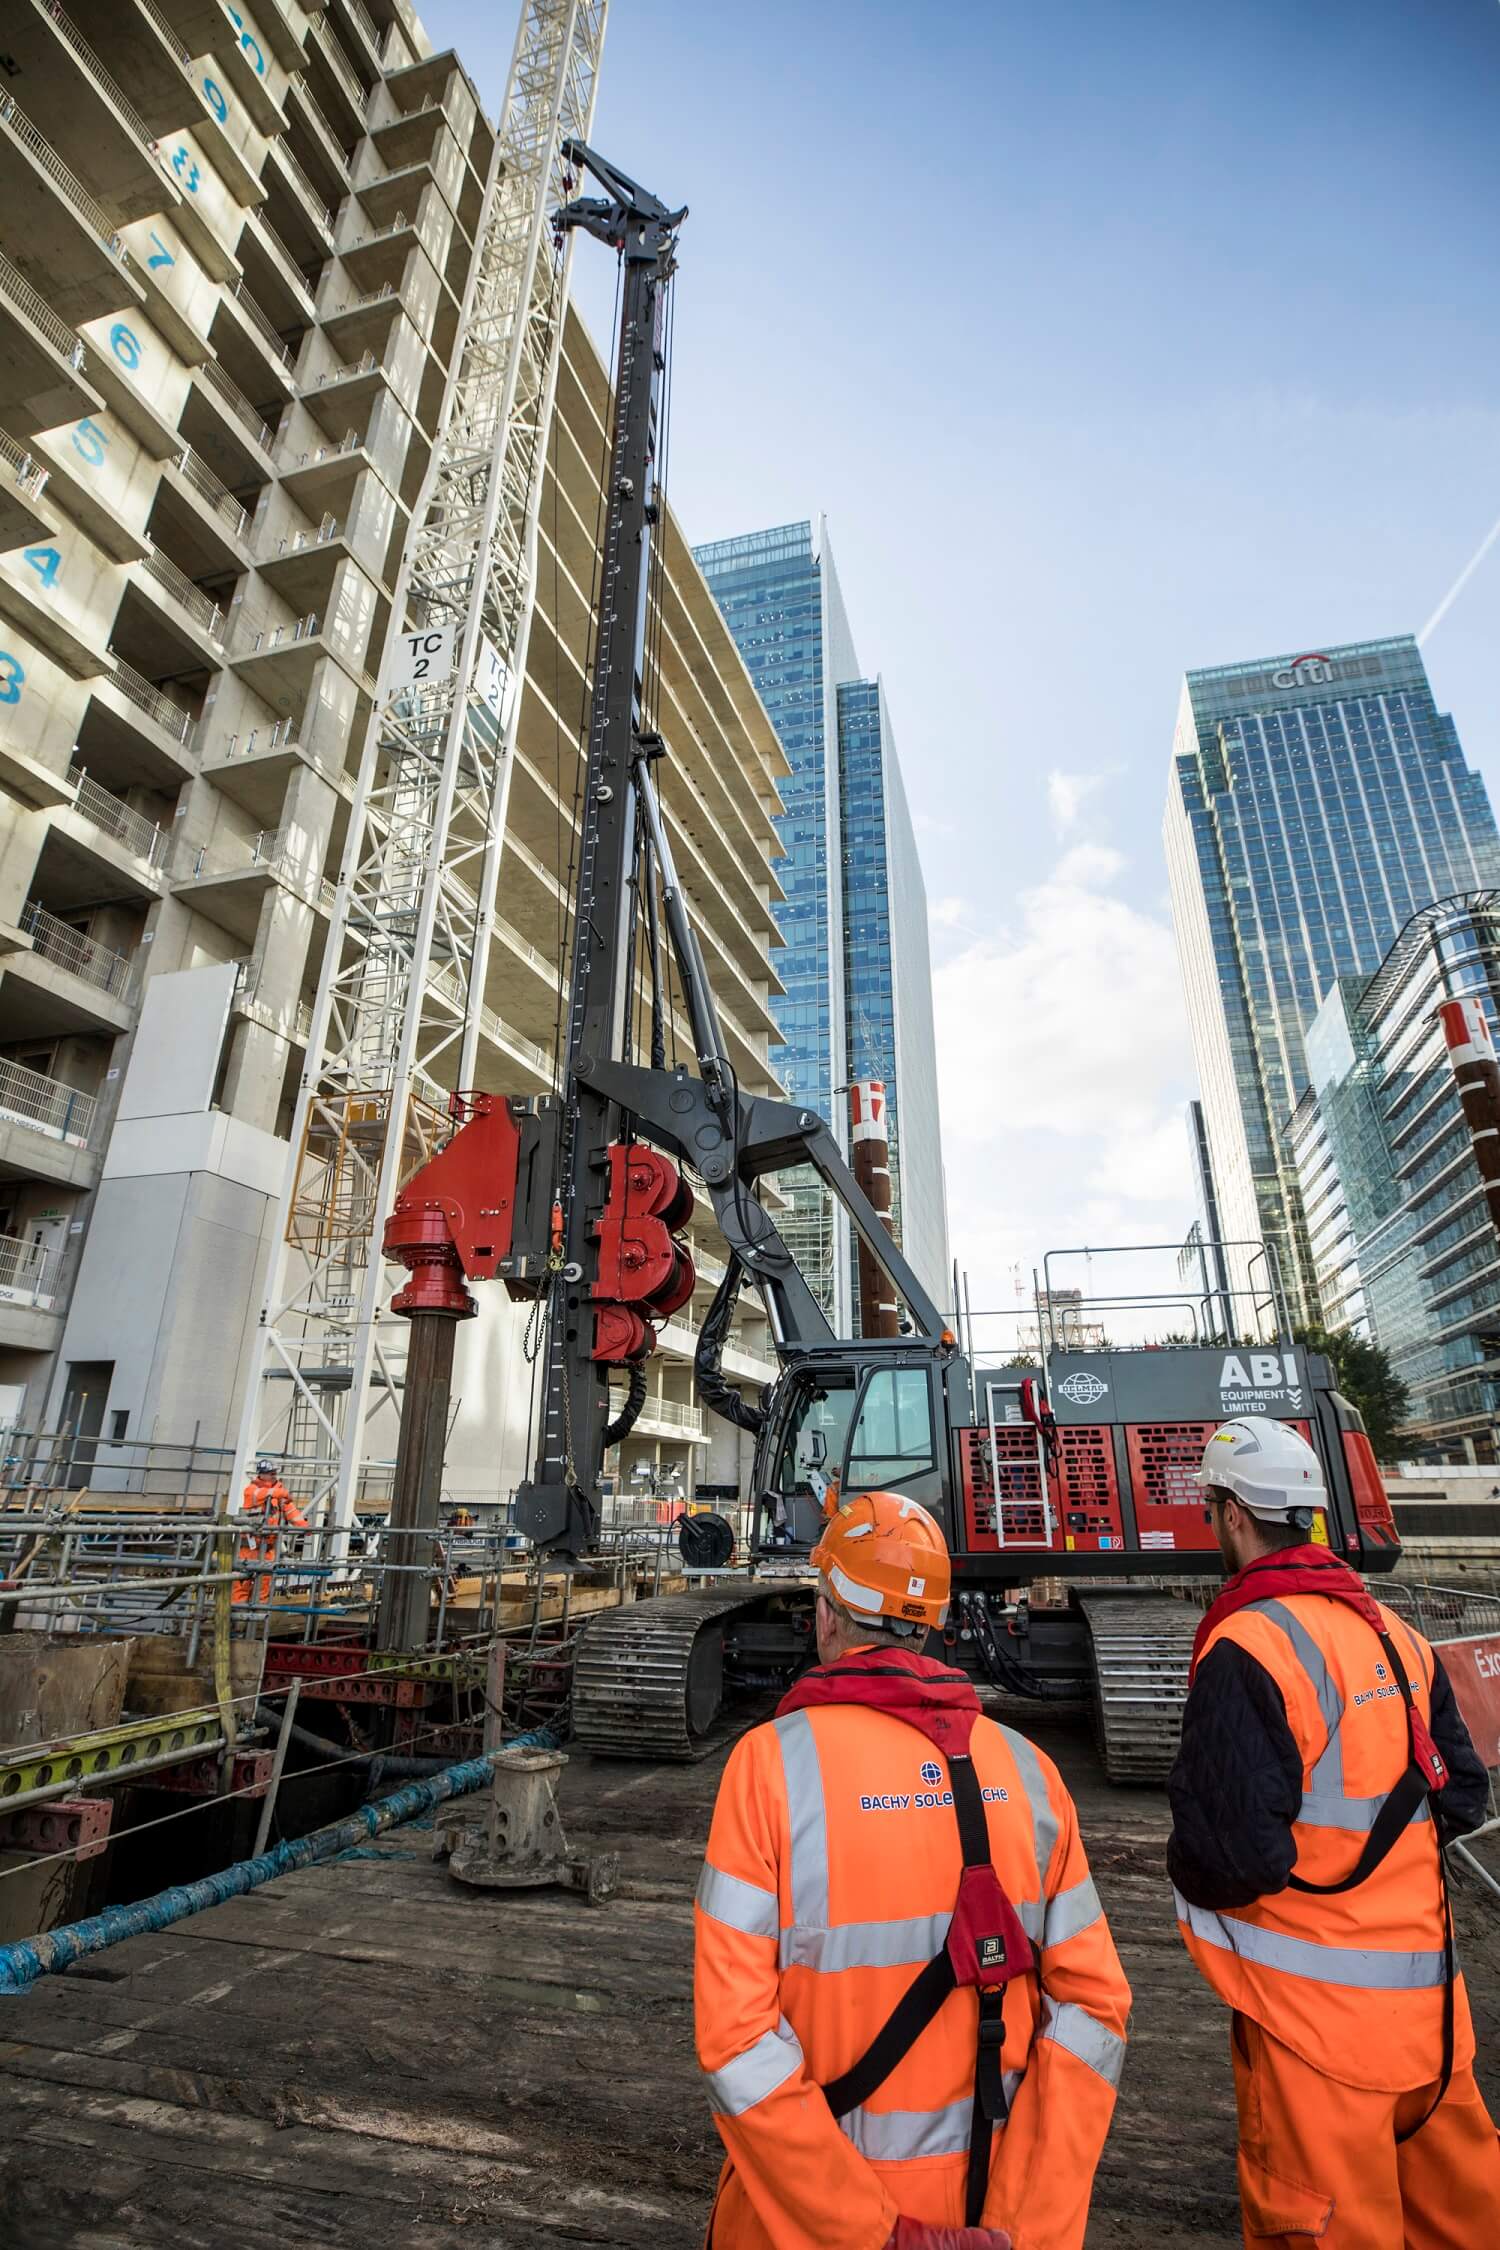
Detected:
left=199, top=360, right=276, bottom=454
left=37, top=1, right=159, bottom=155
left=376, top=98, right=443, bottom=136
left=288, top=75, right=353, bottom=175
left=105, top=648, right=194, bottom=746
left=232, top=956, right=315, bottom=1044
left=213, top=714, right=353, bottom=781
left=66, top=763, right=169, bottom=869
left=267, top=515, right=345, bottom=560
left=281, top=430, right=361, bottom=474
left=0, top=1230, right=61, bottom=1310
left=227, top=277, right=294, bottom=369
left=271, top=139, right=336, bottom=233
left=138, top=0, right=191, bottom=69
left=636, top=1396, right=705, bottom=1437
left=0, top=430, right=49, bottom=504
left=312, top=16, right=369, bottom=111
left=310, top=351, right=376, bottom=388
left=181, top=827, right=335, bottom=912
left=326, top=284, right=396, bottom=320
left=141, top=545, right=226, bottom=644
left=173, top=447, right=248, bottom=538
left=0, top=245, right=85, bottom=366
left=0, top=92, right=123, bottom=258
left=20, top=900, right=132, bottom=998
left=339, top=0, right=381, bottom=56
left=0, top=1055, right=96, bottom=1148
left=232, top=608, right=322, bottom=660
left=254, top=212, right=319, bottom=303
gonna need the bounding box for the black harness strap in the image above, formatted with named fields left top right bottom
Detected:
left=821, top=1751, right=1015, bottom=2228
left=1285, top=1622, right=1456, bottom=2138
left=821, top=1950, right=956, bottom=2116
left=1285, top=1760, right=1431, bottom=1898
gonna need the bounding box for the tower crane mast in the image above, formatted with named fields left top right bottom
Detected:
left=231, top=2, right=608, bottom=1528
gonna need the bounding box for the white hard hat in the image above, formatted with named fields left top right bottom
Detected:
left=1196, top=1417, right=1326, bottom=1522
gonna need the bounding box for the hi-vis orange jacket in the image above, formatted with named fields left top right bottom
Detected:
left=1172, top=1589, right=1476, bottom=2090
left=232, top=1476, right=309, bottom=1605
left=694, top=1654, right=1131, bottom=2250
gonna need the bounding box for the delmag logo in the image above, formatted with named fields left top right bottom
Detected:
left=1059, top=1371, right=1108, bottom=1407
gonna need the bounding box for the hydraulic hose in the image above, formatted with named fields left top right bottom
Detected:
left=604, top=1359, right=648, bottom=1447
left=253, top=1706, right=458, bottom=1779
left=959, top=1593, right=1082, bottom=1703
left=695, top=1255, right=767, bottom=1433
left=0, top=1729, right=555, bottom=1995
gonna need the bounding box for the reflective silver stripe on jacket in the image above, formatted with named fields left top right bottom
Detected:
left=781, top=1909, right=951, bottom=1974
left=1003, top=1725, right=1059, bottom=1882
left=836, top=2076, right=1024, bottom=2161
left=839, top=2094, right=972, bottom=2162
left=697, top=1861, right=779, bottom=1940
left=775, top=1711, right=830, bottom=1928
left=1044, top=1874, right=1103, bottom=1947
left=1244, top=1597, right=1430, bottom=1841
left=1252, top=1598, right=1345, bottom=1792
left=705, top=2016, right=805, bottom=2116
left=1299, top=1791, right=1430, bottom=1833
left=1039, top=1997, right=1125, bottom=2087
left=1174, top=1887, right=1450, bottom=1990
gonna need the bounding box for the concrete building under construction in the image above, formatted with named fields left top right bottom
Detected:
left=0, top=0, right=786, bottom=1511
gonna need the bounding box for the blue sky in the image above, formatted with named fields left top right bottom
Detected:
left=428, top=0, right=1500, bottom=1336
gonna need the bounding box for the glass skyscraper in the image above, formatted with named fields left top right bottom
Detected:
left=1287, top=897, right=1500, bottom=1458
left=694, top=519, right=949, bottom=1328
left=1164, top=637, right=1500, bottom=1326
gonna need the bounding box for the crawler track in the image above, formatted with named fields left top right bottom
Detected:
left=1078, top=1593, right=1202, bottom=1784
left=571, top=1588, right=767, bottom=1759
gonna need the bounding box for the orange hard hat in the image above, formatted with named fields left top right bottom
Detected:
left=810, top=1490, right=951, bottom=1631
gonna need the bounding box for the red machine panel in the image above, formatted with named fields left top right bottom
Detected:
left=959, top=1422, right=1124, bottom=1555
left=1126, top=1419, right=1313, bottom=1554
left=1052, top=1424, right=1126, bottom=1553
left=1342, top=1428, right=1399, bottom=1554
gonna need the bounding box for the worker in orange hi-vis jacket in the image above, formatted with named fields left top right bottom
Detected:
left=232, top=1459, right=309, bottom=1607
left=694, top=1490, right=1131, bottom=2250
left=1168, top=1417, right=1500, bottom=2250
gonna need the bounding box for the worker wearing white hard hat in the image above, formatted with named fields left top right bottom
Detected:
left=1197, top=1414, right=1327, bottom=1549
left=1168, top=1416, right=1498, bottom=2248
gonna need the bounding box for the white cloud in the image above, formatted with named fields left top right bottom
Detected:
left=932, top=845, right=1198, bottom=1346
left=1046, top=768, right=1110, bottom=834
left=1053, top=841, right=1124, bottom=890
left=929, top=894, right=973, bottom=931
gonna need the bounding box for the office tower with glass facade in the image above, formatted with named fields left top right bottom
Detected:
left=1164, top=637, right=1500, bottom=1325
left=836, top=678, right=948, bottom=1319
left=1287, top=896, right=1500, bottom=1458
left=694, top=519, right=949, bottom=1328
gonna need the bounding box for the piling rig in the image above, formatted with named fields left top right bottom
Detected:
left=380, top=143, right=1405, bottom=1780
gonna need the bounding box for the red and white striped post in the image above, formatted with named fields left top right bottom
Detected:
left=1438, top=996, right=1500, bottom=1237
left=850, top=1079, right=900, bottom=1338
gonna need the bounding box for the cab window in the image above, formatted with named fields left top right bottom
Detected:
left=843, top=1368, right=936, bottom=1490
left=776, top=1376, right=857, bottom=1498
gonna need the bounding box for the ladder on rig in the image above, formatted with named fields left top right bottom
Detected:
left=230, top=0, right=609, bottom=1530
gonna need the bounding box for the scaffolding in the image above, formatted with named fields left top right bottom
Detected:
left=231, top=3, right=609, bottom=1530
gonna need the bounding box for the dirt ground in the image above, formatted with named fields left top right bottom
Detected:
left=0, top=1707, right=1495, bottom=2248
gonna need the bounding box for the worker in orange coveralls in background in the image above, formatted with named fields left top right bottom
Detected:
left=1169, top=1417, right=1500, bottom=2248
left=232, top=1458, right=309, bottom=1607
left=694, top=1489, right=1131, bottom=2250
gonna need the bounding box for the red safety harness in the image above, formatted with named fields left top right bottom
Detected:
left=777, top=1651, right=1036, bottom=2225
left=1192, top=1548, right=1455, bottom=2133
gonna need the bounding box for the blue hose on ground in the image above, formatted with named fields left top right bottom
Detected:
left=0, top=1726, right=558, bottom=1996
